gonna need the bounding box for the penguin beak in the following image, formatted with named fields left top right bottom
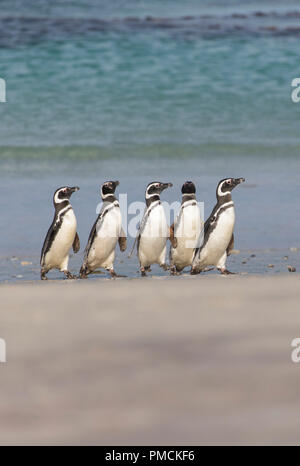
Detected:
left=160, top=182, right=173, bottom=191
left=114, top=181, right=120, bottom=187
left=233, top=178, right=245, bottom=186
left=68, top=186, right=80, bottom=195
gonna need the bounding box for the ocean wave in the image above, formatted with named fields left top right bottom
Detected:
left=1, top=143, right=300, bottom=161
left=1, top=11, right=300, bottom=47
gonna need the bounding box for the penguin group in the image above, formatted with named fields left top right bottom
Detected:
left=40, top=177, right=245, bottom=280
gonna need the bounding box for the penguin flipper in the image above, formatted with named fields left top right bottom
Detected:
left=192, top=204, right=218, bottom=262
left=169, top=223, right=177, bottom=248
left=83, top=202, right=111, bottom=263
left=73, top=232, right=80, bottom=253
left=40, top=215, right=59, bottom=266
left=83, top=220, right=98, bottom=264
left=136, top=234, right=141, bottom=254
left=129, top=206, right=148, bottom=258
left=226, top=234, right=234, bottom=256
left=118, top=228, right=127, bottom=252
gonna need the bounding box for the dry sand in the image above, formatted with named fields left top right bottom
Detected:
left=0, top=274, right=300, bottom=445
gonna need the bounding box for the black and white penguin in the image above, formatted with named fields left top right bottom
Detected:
left=79, top=180, right=126, bottom=278
left=40, top=186, right=80, bottom=280
left=135, top=181, right=172, bottom=276
left=191, top=177, right=245, bottom=275
left=169, top=181, right=202, bottom=274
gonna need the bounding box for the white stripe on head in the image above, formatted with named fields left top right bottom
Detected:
left=54, top=187, right=69, bottom=205
left=217, top=179, right=232, bottom=197
left=101, top=181, right=118, bottom=199
left=145, top=182, right=160, bottom=199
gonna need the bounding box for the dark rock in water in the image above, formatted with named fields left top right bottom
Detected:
left=124, top=17, right=139, bottom=22
left=287, top=266, right=296, bottom=273
left=232, top=14, right=247, bottom=19
left=261, top=26, right=277, bottom=31
left=254, top=11, right=267, bottom=17
left=286, top=11, right=300, bottom=18
left=284, top=27, right=300, bottom=33
left=250, top=254, right=256, bottom=258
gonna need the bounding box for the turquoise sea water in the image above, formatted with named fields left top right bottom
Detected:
left=0, top=0, right=299, bottom=280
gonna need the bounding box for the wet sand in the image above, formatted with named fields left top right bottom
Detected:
left=0, top=275, right=300, bottom=445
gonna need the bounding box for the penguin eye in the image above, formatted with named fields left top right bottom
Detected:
left=226, top=180, right=231, bottom=185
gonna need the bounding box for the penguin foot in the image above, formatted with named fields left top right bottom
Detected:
left=219, top=268, right=235, bottom=275
left=63, top=270, right=77, bottom=280
left=190, top=267, right=201, bottom=275
left=144, top=266, right=152, bottom=272
left=109, top=269, right=118, bottom=279
left=41, top=270, right=48, bottom=280
left=160, top=263, right=169, bottom=271
left=203, top=267, right=215, bottom=273
left=110, top=271, right=126, bottom=278
left=170, top=266, right=180, bottom=276
left=140, top=268, right=147, bottom=277
left=79, top=267, right=89, bottom=279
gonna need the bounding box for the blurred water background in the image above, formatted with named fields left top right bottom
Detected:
left=0, top=0, right=299, bottom=280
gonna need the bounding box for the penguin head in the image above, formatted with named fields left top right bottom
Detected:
left=181, top=181, right=196, bottom=195
left=146, top=181, right=173, bottom=199
left=53, top=186, right=79, bottom=205
left=217, top=178, right=245, bottom=198
left=101, top=180, right=119, bottom=199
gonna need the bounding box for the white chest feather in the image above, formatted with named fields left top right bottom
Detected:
left=96, top=205, right=122, bottom=239
left=45, top=208, right=77, bottom=269
left=141, top=203, right=168, bottom=239
left=88, top=205, right=122, bottom=268
left=199, top=206, right=235, bottom=266
left=172, top=203, right=202, bottom=268
left=139, top=203, right=168, bottom=265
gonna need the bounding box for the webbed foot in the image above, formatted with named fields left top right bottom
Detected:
left=63, top=270, right=76, bottom=279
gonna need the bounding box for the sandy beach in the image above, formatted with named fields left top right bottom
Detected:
left=1, top=0, right=300, bottom=447
left=0, top=274, right=300, bottom=445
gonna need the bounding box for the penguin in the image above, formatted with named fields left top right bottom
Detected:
left=191, top=177, right=245, bottom=275
left=169, top=181, right=202, bottom=275
left=135, top=181, right=173, bottom=276
left=40, top=186, right=80, bottom=280
left=79, top=180, right=126, bottom=278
